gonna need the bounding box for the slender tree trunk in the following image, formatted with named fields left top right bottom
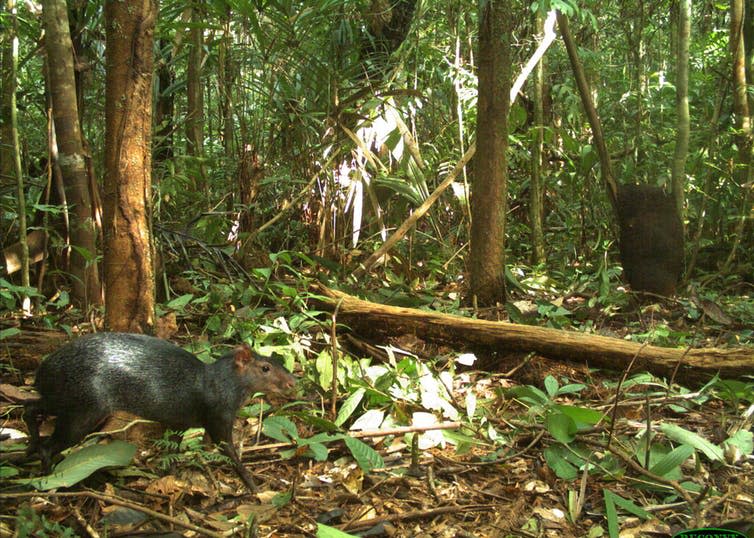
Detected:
left=726, top=0, right=753, bottom=270
left=6, top=0, right=29, bottom=310
left=671, top=0, right=690, bottom=216
left=730, top=0, right=752, bottom=163
left=219, top=10, right=235, bottom=186
left=0, top=8, right=14, bottom=209
left=104, top=0, right=157, bottom=333
left=154, top=38, right=175, bottom=173
left=557, top=11, right=618, bottom=209
left=42, top=0, right=101, bottom=308
left=186, top=3, right=206, bottom=197
left=470, top=0, right=510, bottom=306
left=529, top=8, right=546, bottom=266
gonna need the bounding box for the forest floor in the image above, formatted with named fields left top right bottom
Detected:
left=1, top=312, right=753, bottom=537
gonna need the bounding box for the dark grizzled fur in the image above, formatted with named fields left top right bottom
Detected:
left=25, top=332, right=295, bottom=489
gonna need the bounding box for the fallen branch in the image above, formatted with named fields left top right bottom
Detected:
left=314, top=285, right=754, bottom=385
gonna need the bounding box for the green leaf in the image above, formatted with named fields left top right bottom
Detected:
left=556, top=404, right=605, bottom=427
left=659, top=423, right=724, bottom=462
left=546, top=411, right=577, bottom=443
left=262, top=416, right=299, bottom=443
left=343, top=436, right=384, bottom=472
left=543, top=446, right=578, bottom=480
left=604, top=490, right=652, bottom=519
left=316, top=349, right=334, bottom=391
left=0, top=327, right=21, bottom=340
left=544, top=376, right=559, bottom=397
left=603, top=489, right=619, bottom=538
left=507, top=385, right=550, bottom=407
left=648, top=444, right=694, bottom=477
left=22, top=442, right=136, bottom=490
left=304, top=442, right=329, bottom=461
left=166, top=293, right=194, bottom=310
left=316, top=523, right=359, bottom=537
left=334, top=388, right=366, bottom=427
left=722, top=430, right=754, bottom=457
left=556, top=383, right=587, bottom=395
left=0, top=465, right=19, bottom=478
left=272, top=490, right=292, bottom=507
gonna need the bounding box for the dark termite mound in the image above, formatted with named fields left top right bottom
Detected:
left=617, top=184, right=684, bottom=297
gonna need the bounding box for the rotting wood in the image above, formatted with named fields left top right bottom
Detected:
left=315, top=285, right=754, bottom=385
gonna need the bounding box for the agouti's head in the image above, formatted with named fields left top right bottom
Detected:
left=233, top=344, right=297, bottom=396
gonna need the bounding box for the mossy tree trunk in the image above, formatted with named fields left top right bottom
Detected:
left=104, top=0, right=157, bottom=333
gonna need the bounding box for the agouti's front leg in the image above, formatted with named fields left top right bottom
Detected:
left=207, top=420, right=257, bottom=492
left=222, top=441, right=257, bottom=492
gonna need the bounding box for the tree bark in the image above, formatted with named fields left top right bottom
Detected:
left=316, top=286, right=754, bottom=386
left=6, top=0, right=30, bottom=308
left=186, top=3, right=206, bottom=197
left=42, top=0, right=101, bottom=308
left=470, top=0, right=510, bottom=306
left=725, top=0, right=754, bottom=272
left=529, top=8, right=546, bottom=266
left=671, top=0, right=690, bottom=216
left=730, top=0, right=752, bottom=162
left=104, top=0, right=157, bottom=333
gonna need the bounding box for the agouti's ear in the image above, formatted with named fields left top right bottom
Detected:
left=233, top=344, right=253, bottom=370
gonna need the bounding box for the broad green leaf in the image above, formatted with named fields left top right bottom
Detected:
left=556, top=383, right=587, bottom=395
left=166, top=293, right=194, bottom=310
left=0, top=327, right=21, bottom=340
left=262, top=416, right=299, bottom=443
left=660, top=423, right=724, bottom=462
left=303, top=442, right=329, bottom=461
left=648, top=444, right=694, bottom=477
left=544, top=375, right=559, bottom=397
left=546, top=411, right=577, bottom=443
left=316, top=349, right=334, bottom=391
left=556, top=404, right=605, bottom=427
left=723, top=430, right=753, bottom=456
left=335, top=388, right=366, bottom=427
left=24, top=441, right=136, bottom=490
left=343, top=436, right=384, bottom=472
left=0, top=465, right=19, bottom=478
left=543, top=446, right=578, bottom=480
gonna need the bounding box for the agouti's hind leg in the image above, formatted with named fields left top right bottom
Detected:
left=40, top=412, right=108, bottom=473
left=23, top=402, right=45, bottom=457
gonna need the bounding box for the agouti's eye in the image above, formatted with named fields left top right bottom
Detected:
left=262, top=364, right=271, bottom=373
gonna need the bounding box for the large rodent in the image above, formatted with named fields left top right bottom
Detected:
left=24, top=332, right=296, bottom=490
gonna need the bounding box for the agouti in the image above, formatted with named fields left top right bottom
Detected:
left=24, top=332, right=296, bottom=490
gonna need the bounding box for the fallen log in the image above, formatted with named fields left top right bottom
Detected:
left=315, top=285, right=754, bottom=385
